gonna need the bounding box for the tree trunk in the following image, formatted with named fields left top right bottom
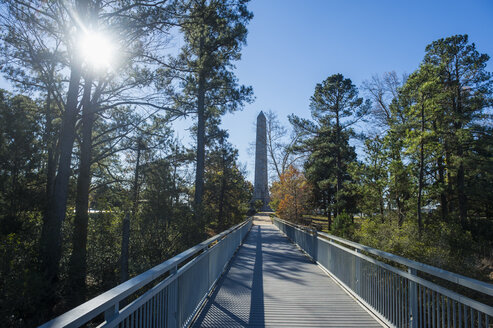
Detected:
left=39, top=59, right=82, bottom=286
left=396, top=196, right=404, bottom=227
left=120, top=213, right=130, bottom=283
left=445, top=147, right=454, bottom=216
left=391, top=133, right=406, bottom=227
left=44, top=88, right=57, bottom=203
left=327, top=196, right=332, bottom=231
left=218, top=154, right=227, bottom=230
left=68, top=76, right=94, bottom=306
left=39, top=1, right=87, bottom=305
left=457, top=155, right=468, bottom=228
left=379, top=195, right=384, bottom=223
left=121, top=140, right=142, bottom=283
left=194, top=68, right=206, bottom=214
left=335, top=109, right=341, bottom=219
left=417, top=103, right=425, bottom=234
left=437, top=155, right=448, bottom=221
left=454, top=64, right=468, bottom=228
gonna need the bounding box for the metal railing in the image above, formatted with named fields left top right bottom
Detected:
left=39, top=218, right=253, bottom=328
left=273, top=217, right=493, bottom=328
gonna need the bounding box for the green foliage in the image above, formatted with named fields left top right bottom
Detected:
left=170, top=0, right=254, bottom=209
left=86, top=211, right=122, bottom=294
left=203, top=133, right=252, bottom=231
left=281, top=35, right=493, bottom=284
left=0, top=91, right=253, bottom=326
left=290, top=74, right=366, bottom=227
left=0, top=91, right=44, bottom=234
left=0, top=214, right=46, bottom=327
left=352, top=137, right=388, bottom=221
left=354, top=218, right=483, bottom=279
left=332, top=211, right=354, bottom=239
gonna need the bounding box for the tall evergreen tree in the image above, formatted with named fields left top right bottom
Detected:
left=171, top=0, right=253, bottom=217
left=423, top=34, right=492, bottom=227
left=400, top=64, right=441, bottom=233
left=290, top=74, right=368, bottom=227
left=203, top=131, right=251, bottom=230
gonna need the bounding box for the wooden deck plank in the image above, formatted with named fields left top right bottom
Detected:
left=192, top=222, right=383, bottom=328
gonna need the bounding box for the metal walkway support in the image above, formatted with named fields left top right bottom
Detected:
left=192, top=220, right=382, bottom=327
left=39, top=219, right=253, bottom=328
left=273, top=217, right=493, bottom=328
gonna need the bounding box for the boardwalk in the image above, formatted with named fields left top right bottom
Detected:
left=192, top=215, right=382, bottom=327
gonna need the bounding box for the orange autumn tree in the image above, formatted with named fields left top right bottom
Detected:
left=270, top=166, right=311, bottom=223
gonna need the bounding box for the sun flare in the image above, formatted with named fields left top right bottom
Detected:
left=79, top=31, right=115, bottom=71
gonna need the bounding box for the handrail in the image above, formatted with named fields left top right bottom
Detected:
left=273, top=217, right=493, bottom=328
left=275, top=217, right=493, bottom=297
left=39, top=218, right=253, bottom=328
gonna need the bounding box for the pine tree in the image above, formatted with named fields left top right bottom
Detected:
left=290, top=74, right=368, bottom=227
left=171, top=0, right=253, bottom=216
left=423, top=34, right=492, bottom=227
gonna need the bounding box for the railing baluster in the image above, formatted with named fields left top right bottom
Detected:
left=442, top=294, right=445, bottom=328
left=417, top=285, right=420, bottom=328
left=139, top=304, right=142, bottom=328
left=405, top=277, right=408, bottom=328
left=372, top=265, right=375, bottom=311
left=427, top=289, right=431, bottom=328
left=464, top=304, right=468, bottom=328
left=432, top=290, right=436, bottom=328
left=459, top=303, right=463, bottom=328
left=403, top=277, right=406, bottom=327
left=398, top=276, right=401, bottom=327
left=379, top=266, right=382, bottom=315
left=447, top=297, right=451, bottom=328
left=158, top=291, right=162, bottom=328
left=155, top=293, right=159, bottom=328
left=373, top=266, right=378, bottom=309
left=453, top=300, right=456, bottom=328
left=386, top=270, right=389, bottom=319
left=395, top=272, right=398, bottom=325
left=389, top=272, right=392, bottom=323
left=393, top=273, right=397, bottom=325
left=436, top=291, right=440, bottom=328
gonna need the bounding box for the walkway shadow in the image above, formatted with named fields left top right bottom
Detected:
left=192, top=225, right=265, bottom=327
left=248, top=225, right=265, bottom=327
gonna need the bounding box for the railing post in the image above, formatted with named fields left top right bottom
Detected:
left=408, top=268, right=418, bottom=328
left=104, top=303, right=119, bottom=323
left=355, top=249, right=361, bottom=295
left=312, top=229, right=318, bottom=261
left=166, top=265, right=178, bottom=328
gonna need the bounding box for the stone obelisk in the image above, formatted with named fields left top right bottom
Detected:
left=251, top=111, right=271, bottom=211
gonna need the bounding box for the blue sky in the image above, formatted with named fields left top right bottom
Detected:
left=221, top=0, right=493, bottom=181
left=1, top=0, right=492, bottom=182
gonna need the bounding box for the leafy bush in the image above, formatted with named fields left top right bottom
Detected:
left=333, top=211, right=354, bottom=238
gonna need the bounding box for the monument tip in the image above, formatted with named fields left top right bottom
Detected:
left=258, top=110, right=265, bottom=117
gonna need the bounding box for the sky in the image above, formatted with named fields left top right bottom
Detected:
left=218, top=0, right=493, bottom=181
left=1, top=0, right=492, bottom=182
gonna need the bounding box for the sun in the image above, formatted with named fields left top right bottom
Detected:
left=79, top=31, right=115, bottom=71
